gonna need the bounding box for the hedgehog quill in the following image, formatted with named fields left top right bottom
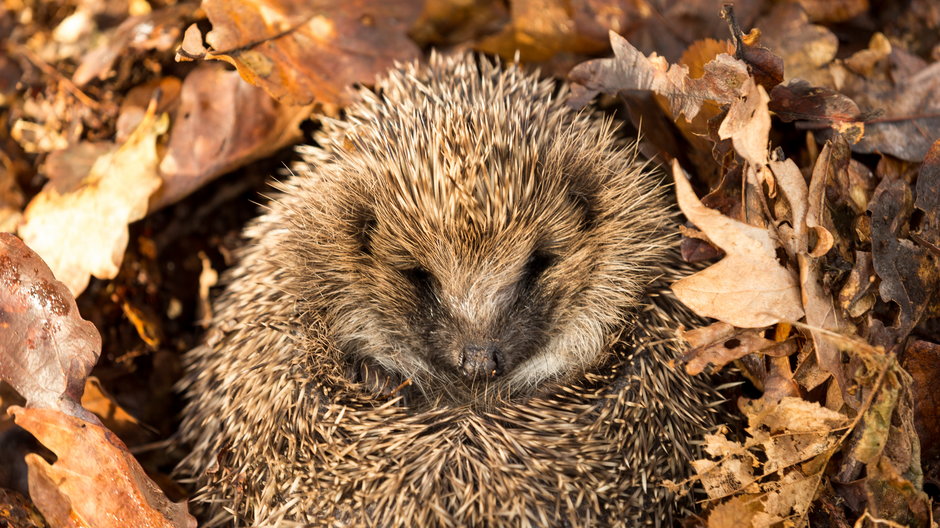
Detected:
left=177, top=54, right=721, bottom=527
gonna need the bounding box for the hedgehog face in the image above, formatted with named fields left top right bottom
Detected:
left=283, top=58, right=670, bottom=404
left=350, top=187, right=594, bottom=396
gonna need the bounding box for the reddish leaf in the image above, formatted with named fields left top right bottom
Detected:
left=12, top=406, right=195, bottom=528
left=721, top=5, right=784, bottom=92
left=0, top=233, right=100, bottom=422
left=901, top=339, right=940, bottom=461
left=191, top=0, right=422, bottom=105
left=769, top=80, right=863, bottom=142
left=153, top=64, right=309, bottom=210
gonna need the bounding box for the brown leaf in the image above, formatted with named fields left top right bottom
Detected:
left=721, top=6, right=783, bottom=92
left=717, top=79, right=770, bottom=166
left=568, top=32, right=750, bottom=118
left=769, top=80, right=863, bottom=142
left=0, top=234, right=100, bottom=422
left=692, top=396, right=848, bottom=523
left=474, top=0, right=582, bottom=62
left=901, top=339, right=940, bottom=461
left=0, top=158, right=24, bottom=233
left=194, top=0, right=421, bottom=105
left=80, top=377, right=149, bottom=441
left=847, top=364, right=932, bottom=527
left=680, top=321, right=796, bottom=375
left=868, top=172, right=940, bottom=348
left=837, top=37, right=940, bottom=162
left=12, top=407, right=195, bottom=528
left=0, top=480, right=47, bottom=528
left=153, top=64, right=309, bottom=210
left=837, top=251, right=876, bottom=318
left=854, top=61, right=940, bottom=162
left=72, top=5, right=196, bottom=86
left=670, top=160, right=804, bottom=328
left=913, top=139, right=940, bottom=251
left=410, top=0, right=508, bottom=47
left=18, top=107, right=167, bottom=295
left=795, top=0, right=869, bottom=23
left=115, top=77, right=182, bottom=143
left=758, top=2, right=838, bottom=87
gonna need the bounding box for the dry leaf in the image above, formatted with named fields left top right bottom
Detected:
left=768, top=80, right=864, bottom=142
left=717, top=79, right=770, bottom=166
left=868, top=162, right=940, bottom=348
left=153, top=64, right=310, bottom=210
left=670, top=160, right=804, bottom=328
left=568, top=31, right=750, bottom=117
left=18, top=107, right=167, bottom=296
left=758, top=2, right=838, bottom=87
left=474, top=0, right=581, bottom=62
left=0, top=233, right=100, bottom=422
left=12, top=406, right=195, bottom=528
left=680, top=321, right=796, bottom=375
left=72, top=5, right=196, bottom=86
left=190, top=0, right=421, bottom=105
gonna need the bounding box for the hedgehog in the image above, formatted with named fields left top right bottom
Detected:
left=176, top=53, right=721, bottom=527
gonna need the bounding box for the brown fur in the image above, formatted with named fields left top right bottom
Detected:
left=177, top=54, right=719, bottom=527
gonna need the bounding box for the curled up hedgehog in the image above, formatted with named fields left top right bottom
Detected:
left=176, top=53, right=721, bottom=527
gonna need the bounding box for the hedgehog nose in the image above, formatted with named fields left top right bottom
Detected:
left=461, top=344, right=500, bottom=378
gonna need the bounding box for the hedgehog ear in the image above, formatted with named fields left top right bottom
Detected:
left=354, top=208, right=378, bottom=256
left=566, top=185, right=599, bottom=231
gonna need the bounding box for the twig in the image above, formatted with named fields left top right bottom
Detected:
left=12, top=43, right=102, bottom=110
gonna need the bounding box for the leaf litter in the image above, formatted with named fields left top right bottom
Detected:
left=0, top=0, right=938, bottom=526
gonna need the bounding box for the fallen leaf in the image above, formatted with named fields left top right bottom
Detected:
left=769, top=80, right=864, bottom=142
left=717, top=79, right=770, bottom=166
left=474, top=0, right=583, bottom=62
left=410, top=0, right=508, bottom=46
left=80, top=377, right=147, bottom=437
left=721, top=6, right=783, bottom=92
left=153, top=64, right=310, bottom=210
left=913, top=139, right=940, bottom=251
left=72, top=5, right=196, bottom=86
left=115, top=77, right=182, bottom=143
left=568, top=31, right=750, bottom=118
left=837, top=250, right=876, bottom=318
left=18, top=105, right=167, bottom=296
left=757, top=2, right=838, bottom=87
left=795, top=0, right=869, bottom=23
left=670, top=160, right=804, bottom=328
left=191, top=0, right=422, bottom=105
left=680, top=321, right=796, bottom=375
left=12, top=406, right=195, bottom=528
left=868, top=174, right=940, bottom=348
left=0, top=233, right=100, bottom=422
left=0, top=163, right=23, bottom=233
left=853, top=61, right=940, bottom=161
left=901, top=339, right=940, bottom=461
left=0, top=487, right=47, bottom=528
left=835, top=37, right=940, bottom=162
left=692, top=396, right=848, bottom=525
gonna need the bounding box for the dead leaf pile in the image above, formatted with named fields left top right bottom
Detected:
left=571, top=8, right=938, bottom=526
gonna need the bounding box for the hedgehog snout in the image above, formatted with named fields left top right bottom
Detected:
left=460, top=343, right=501, bottom=378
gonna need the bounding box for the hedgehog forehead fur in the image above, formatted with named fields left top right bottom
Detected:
left=277, top=54, right=671, bottom=401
